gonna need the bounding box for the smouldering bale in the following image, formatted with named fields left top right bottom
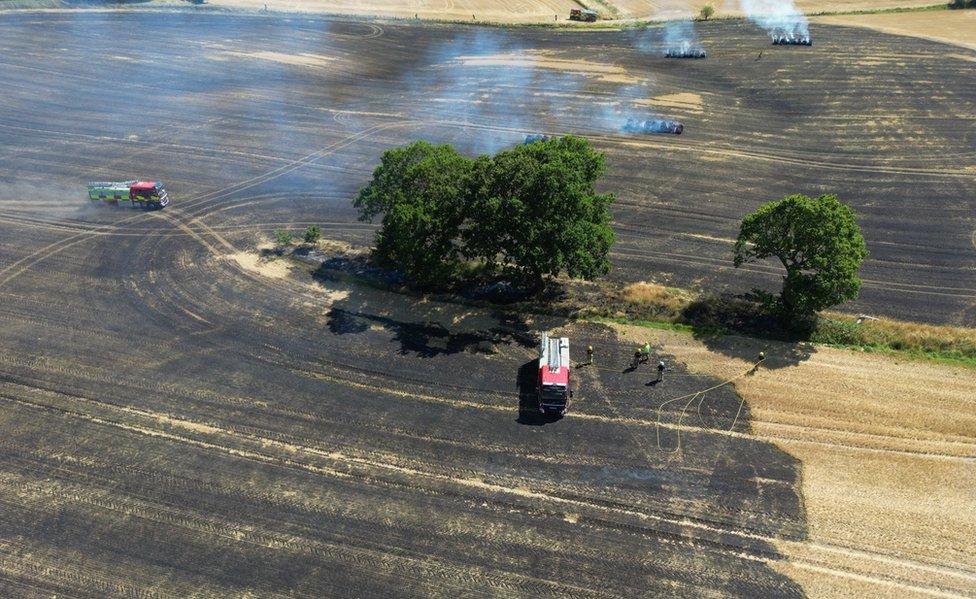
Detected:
left=771, top=28, right=812, bottom=45
left=664, top=46, right=707, bottom=58
left=622, top=118, right=684, bottom=135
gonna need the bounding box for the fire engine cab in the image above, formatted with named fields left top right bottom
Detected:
left=538, top=333, right=571, bottom=415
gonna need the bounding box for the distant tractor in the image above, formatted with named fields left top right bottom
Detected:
left=537, top=333, right=572, bottom=416
left=88, top=180, right=169, bottom=209
left=623, top=118, right=684, bottom=135
left=569, top=8, right=598, bottom=21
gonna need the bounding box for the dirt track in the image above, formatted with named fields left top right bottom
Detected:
left=0, top=11, right=975, bottom=597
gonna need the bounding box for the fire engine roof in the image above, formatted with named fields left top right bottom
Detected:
left=130, top=181, right=157, bottom=190
left=541, top=366, right=569, bottom=386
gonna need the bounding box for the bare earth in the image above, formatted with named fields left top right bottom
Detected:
left=815, top=10, right=976, bottom=51
left=613, top=323, right=976, bottom=598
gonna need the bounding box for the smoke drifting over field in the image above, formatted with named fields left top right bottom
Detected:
left=632, top=19, right=704, bottom=57
left=738, top=0, right=810, bottom=40
left=663, top=20, right=705, bottom=55
left=401, top=30, right=581, bottom=155
left=408, top=29, right=686, bottom=148
left=590, top=81, right=678, bottom=137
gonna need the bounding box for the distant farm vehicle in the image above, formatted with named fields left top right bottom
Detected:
left=665, top=45, right=707, bottom=58
left=88, top=180, right=169, bottom=209
left=771, top=30, right=812, bottom=45
left=569, top=8, right=598, bottom=21
left=523, top=133, right=552, bottom=144
left=537, top=333, right=571, bottom=416
left=623, top=118, right=684, bottom=135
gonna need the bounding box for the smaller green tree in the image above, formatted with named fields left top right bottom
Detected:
left=303, top=225, right=322, bottom=244
left=733, top=194, right=867, bottom=324
left=699, top=4, right=714, bottom=20
left=273, top=228, right=293, bottom=246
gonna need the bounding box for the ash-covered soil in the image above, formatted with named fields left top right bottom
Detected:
left=0, top=11, right=973, bottom=596
left=0, top=254, right=809, bottom=595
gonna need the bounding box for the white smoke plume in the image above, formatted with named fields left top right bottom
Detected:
left=400, top=30, right=582, bottom=155
left=738, top=0, right=809, bottom=40
left=662, top=19, right=705, bottom=56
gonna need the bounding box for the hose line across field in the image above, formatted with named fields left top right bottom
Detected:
left=655, top=359, right=763, bottom=453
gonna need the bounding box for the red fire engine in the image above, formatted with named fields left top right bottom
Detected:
left=538, top=333, right=571, bottom=415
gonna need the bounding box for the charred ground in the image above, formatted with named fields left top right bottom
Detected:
left=0, top=10, right=973, bottom=597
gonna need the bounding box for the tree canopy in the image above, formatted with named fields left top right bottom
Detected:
left=354, top=141, right=474, bottom=285
left=733, top=193, right=867, bottom=322
left=469, top=136, right=614, bottom=287
left=354, top=136, right=615, bottom=290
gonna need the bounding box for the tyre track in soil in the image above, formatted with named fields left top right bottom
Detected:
left=0, top=444, right=617, bottom=596
left=0, top=483, right=590, bottom=599
left=0, top=119, right=404, bottom=290
left=0, top=212, right=371, bottom=238
left=611, top=246, right=976, bottom=299
left=19, top=229, right=973, bottom=466
left=3, top=324, right=970, bottom=464
left=1, top=384, right=972, bottom=599
left=2, top=228, right=970, bottom=470
left=1, top=361, right=971, bottom=572
left=446, top=121, right=976, bottom=180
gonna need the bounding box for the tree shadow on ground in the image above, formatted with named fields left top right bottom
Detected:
left=683, top=292, right=816, bottom=369
left=316, top=267, right=535, bottom=359
left=514, top=359, right=562, bottom=426
left=694, top=333, right=815, bottom=370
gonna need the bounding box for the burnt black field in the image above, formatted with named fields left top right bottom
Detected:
left=0, top=10, right=973, bottom=597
